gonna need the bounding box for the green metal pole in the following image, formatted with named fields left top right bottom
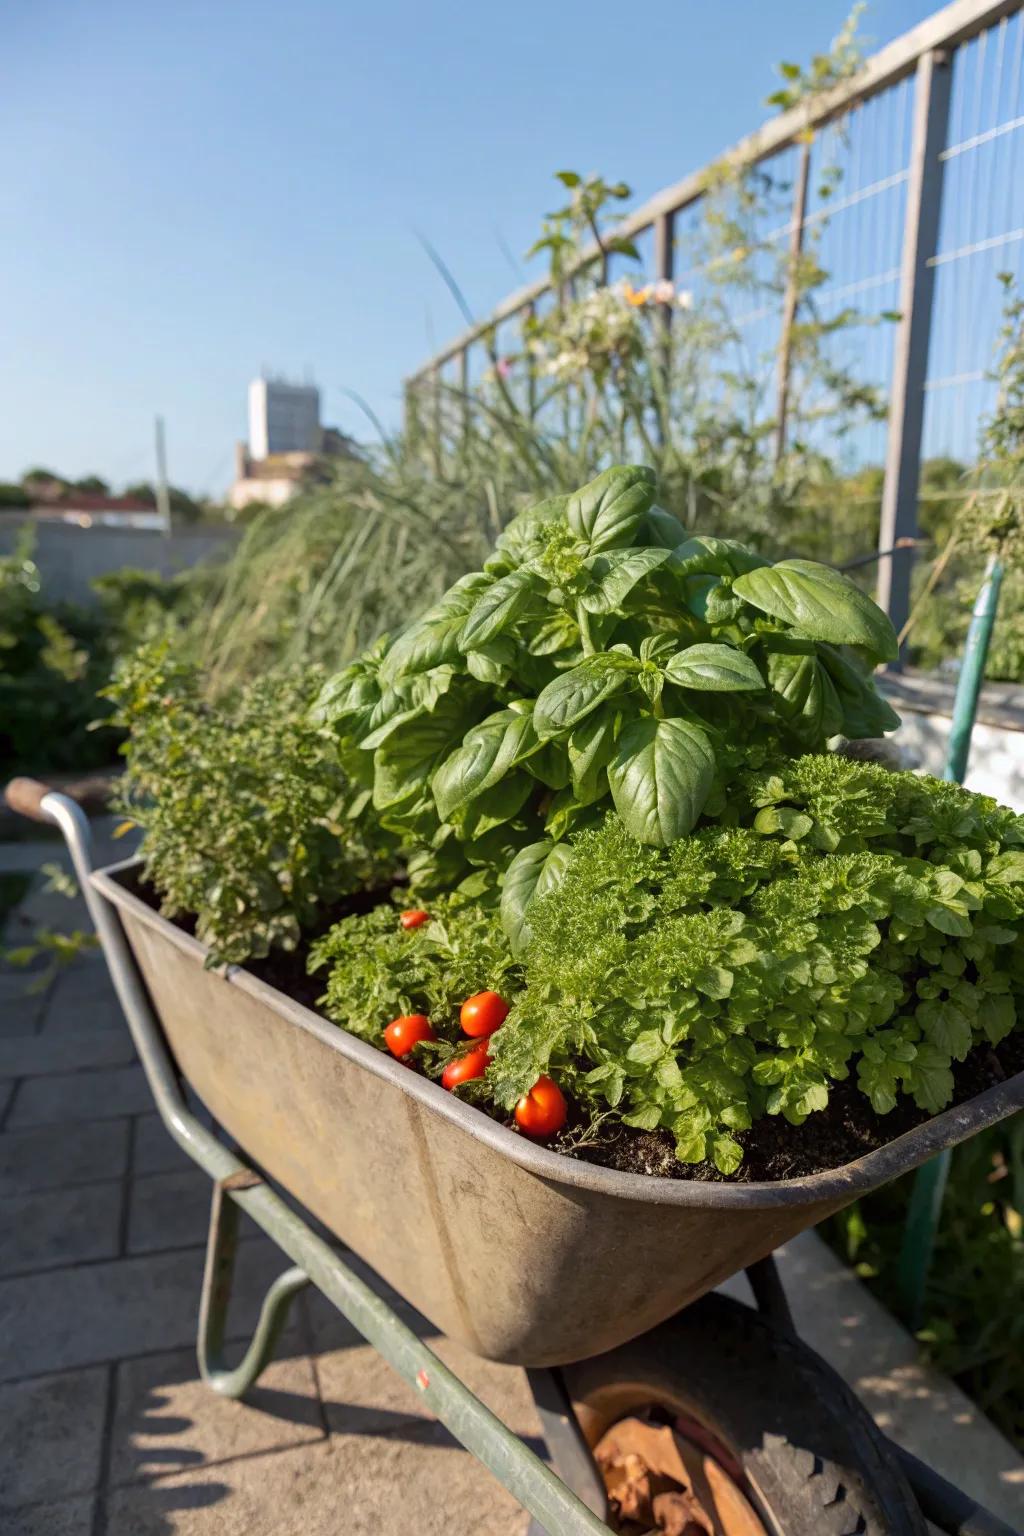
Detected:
left=897, top=552, right=1004, bottom=1326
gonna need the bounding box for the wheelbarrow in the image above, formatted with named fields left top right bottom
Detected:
left=7, top=775, right=1023, bottom=1536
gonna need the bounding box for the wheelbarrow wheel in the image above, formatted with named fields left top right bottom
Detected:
left=559, top=1290, right=926, bottom=1536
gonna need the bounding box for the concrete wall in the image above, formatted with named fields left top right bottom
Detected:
left=0, top=518, right=240, bottom=605
left=881, top=672, right=1024, bottom=813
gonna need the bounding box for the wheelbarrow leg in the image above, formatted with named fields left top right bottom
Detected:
left=197, top=1171, right=310, bottom=1399
left=525, top=1367, right=610, bottom=1534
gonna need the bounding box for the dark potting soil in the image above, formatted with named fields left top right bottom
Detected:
left=556, top=1031, right=1024, bottom=1183
left=129, top=872, right=1024, bottom=1185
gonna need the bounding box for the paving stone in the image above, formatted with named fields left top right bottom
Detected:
left=110, top=1345, right=322, bottom=1485
left=133, top=1113, right=196, bottom=1176
left=6, top=1064, right=153, bottom=1128
left=0, top=1028, right=134, bottom=1080
left=3, top=1494, right=96, bottom=1535
left=0, top=1118, right=130, bottom=1196
left=104, top=1431, right=530, bottom=1535
left=43, top=962, right=125, bottom=1034
left=302, top=1250, right=434, bottom=1353
left=0, top=973, right=48, bottom=1036
left=316, top=1333, right=540, bottom=1443
left=128, top=1168, right=219, bottom=1254
left=0, top=1180, right=123, bottom=1276
left=0, top=1237, right=297, bottom=1379
left=0, top=1365, right=108, bottom=1506
left=15, top=873, right=90, bottom=936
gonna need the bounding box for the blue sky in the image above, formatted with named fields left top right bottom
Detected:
left=2, top=0, right=938, bottom=493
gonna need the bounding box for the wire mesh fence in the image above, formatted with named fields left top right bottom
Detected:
left=405, top=0, right=1023, bottom=641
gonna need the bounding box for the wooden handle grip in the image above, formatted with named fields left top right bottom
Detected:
left=4, top=777, right=54, bottom=822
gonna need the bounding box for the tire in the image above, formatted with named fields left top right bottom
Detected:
left=559, top=1291, right=926, bottom=1536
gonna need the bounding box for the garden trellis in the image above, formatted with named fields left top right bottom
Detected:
left=405, top=0, right=1024, bottom=645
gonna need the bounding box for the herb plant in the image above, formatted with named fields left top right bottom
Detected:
left=316, top=465, right=899, bottom=944
left=105, top=643, right=394, bottom=965
left=314, top=757, right=1024, bottom=1175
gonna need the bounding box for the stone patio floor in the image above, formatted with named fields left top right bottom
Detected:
left=1, top=828, right=1022, bottom=1534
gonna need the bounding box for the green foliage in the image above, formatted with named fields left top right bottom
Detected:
left=0, top=533, right=116, bottom=776
left=310, top=893, right=519, bottom=1045
left=317, top=467, right=898, bottom=937
left=104, top=644, right=395, bottom=965
left=823, top=1120, right=1024, bottom=1448
left=314, top=756, right=1023, bottom=1173
left=0, top=534, right=211, bottom=778
left=483, top=758, right=1024, bottom=1171
left=766, top=4, right=866, bottom=112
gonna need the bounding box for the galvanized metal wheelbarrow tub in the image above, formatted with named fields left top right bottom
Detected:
left=9, top=777, right=1023, bottom=1536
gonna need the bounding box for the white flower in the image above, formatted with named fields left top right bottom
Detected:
left=676, top=289, right=694, bottom=310
left=651, top=279, right=675, bottom=304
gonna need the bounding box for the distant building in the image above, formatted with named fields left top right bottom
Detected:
left=229, top=446, right=322, bottom=511
left=248, top=377, right=322, bottom=458
left=229, top=374, right=357, bottom=512
left=25, top=488, right=163, bottom=530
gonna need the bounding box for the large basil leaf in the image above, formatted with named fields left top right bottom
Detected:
left=766, top=651, right=844, bottom=744
left=566, top=466, right=656, bottom=553
left=534, top=652, right=639, bottom=739
left=526, top=612, right=579, bottom=657
left=579, top=547, right=670, bottom=614
left=567, top=709, right=617, bottom=799
left=309, top=666, right=373, bottom=729
left=381, top=573, right=490, bottom=683
left=452, top=771, right=533, bottom=838
left=671, top=536, right=769, bottom=579
left=459, top=567, right=543, bottom=652
left=524, top=739, right=572, bottom=791
left=608, top=716, right=715, bottom=846
left=732, top=560, right=898, bottom=660
left=431, top=707, right=539, bottom=822
left=664, top=643, right=764, bottom=692
left=818, top=644, right=901, bottom=738
left=465, top=637, right=517, bottom=685
left=373, top=694, right=471, bottom=812
left=500, top=838, right=575, bottom=954
left=641, top=504, right=687, bottom=549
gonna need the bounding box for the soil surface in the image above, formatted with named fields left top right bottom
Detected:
left=555, top=1032, right=1024, bottom=1183
left=130, top=873, right=1024, bottom=1185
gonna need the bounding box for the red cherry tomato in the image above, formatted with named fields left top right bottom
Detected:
left=400, top=909, right=430, bottom=930
left=460, top=990, right=510, bottom=1038
left=441, top=1043, right=491, bottom=1091
left=384, top=1014, right=436, bottom=1059
left=515, top=1075, right=567, bottom=1139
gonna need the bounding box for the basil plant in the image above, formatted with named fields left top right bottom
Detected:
left=315, top=466, right=900, bottom=949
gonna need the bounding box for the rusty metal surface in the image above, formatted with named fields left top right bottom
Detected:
left=92, top=858, right=1024, bottom=1368
left=593, top=1416, right=767, bottom=1536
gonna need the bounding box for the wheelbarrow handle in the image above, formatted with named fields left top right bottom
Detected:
left=5, top=776, right=56, bottom=823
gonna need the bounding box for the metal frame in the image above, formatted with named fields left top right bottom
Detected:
left=403, top=0, right=1021, bottom=642
left=26, top=789, right=1022, bottom=1536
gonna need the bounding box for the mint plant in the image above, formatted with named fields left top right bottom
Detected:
left=316, top=465, right=899, bottom=946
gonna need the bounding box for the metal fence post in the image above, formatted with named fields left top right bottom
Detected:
left=876, top=47, right=952, bottom=653
left=431, top=366, right=443, bottom=475
left=654, top=209, right=676, bottom=441
left=524, top=302, right=538, bottom=421
left=459, top=346, right=470, bottom=445
left=774, top=137, right=812, bottom=464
